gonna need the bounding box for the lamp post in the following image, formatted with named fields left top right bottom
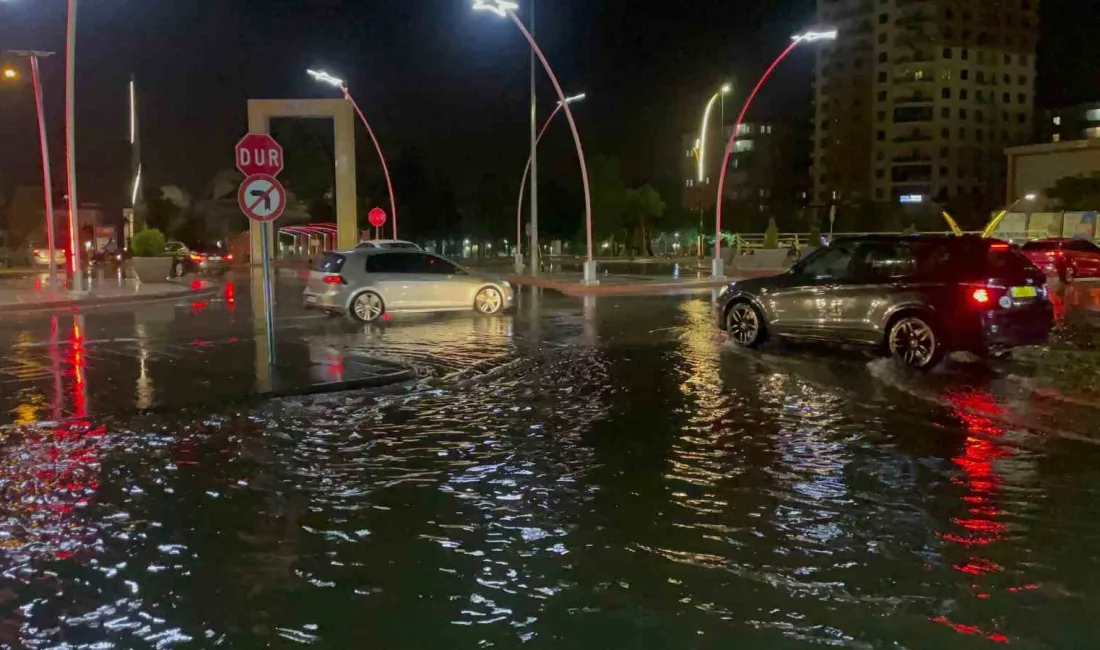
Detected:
left=473, top=0, right=596, bottom=283
left=712, top=29, right=836, bottom=279
left=982, top=192, right=1038, bottom=238
left=64, top=0, right=82, bottom=291
left=693, top=83, right=732, bottom=256
left=307, top=69, right=399, bottom=240
left=515, top=92, right=585, bottom=272
left=5, top=51, right=59, bottom=288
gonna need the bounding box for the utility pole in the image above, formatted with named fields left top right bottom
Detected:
left=65, top=0, right=83, bottom=291
left=528, top=0, right=539, bottom=276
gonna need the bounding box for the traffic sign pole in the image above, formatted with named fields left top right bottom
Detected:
left=260, top=219, right=276, bottom=364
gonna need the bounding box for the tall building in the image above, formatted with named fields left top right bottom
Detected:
left=1038, top=102, right=1100, bottom=143
left=812, top=0, right=1039, bottom=218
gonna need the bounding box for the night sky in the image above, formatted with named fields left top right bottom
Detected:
left=1, top=0, right=1097, bottom=221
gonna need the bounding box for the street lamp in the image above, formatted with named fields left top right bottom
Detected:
left=307, top=69, right=399, bottom=240
left=982, top=192, right=1038, bottom=238
left=693, top=83, right=732, bottom=257
left=473, top=0, right=597, bottom=283
left=5, top=50, right=60, bottom=288
left=711, top=27, right=837, bottom=279
left=515, top=92, right=585, bottom=272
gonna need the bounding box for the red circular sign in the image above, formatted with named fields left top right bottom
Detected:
left=235, top=133, right=284, bottom=177
left=368, top=207, right=387, bottom=228
left=237, top=174, right=287, bottom=223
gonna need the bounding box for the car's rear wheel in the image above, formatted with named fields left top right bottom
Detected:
left=474, top=287, right=504, bottom=315
left=351, top=291, right=385, bottom=323
left=725, top=302, right=767, bottom=348
left=887, top=315, right=942, bottom=370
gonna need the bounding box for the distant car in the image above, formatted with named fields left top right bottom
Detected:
left=25, top=242, right=66, bottom=269
left=303, top=249, right=513, bottom=323
left=716, top=235, right=1054, bottom=369
left=164, top=241, right=192, bottom=278
left=355, top=239, right=423, bottom=251
left=187, top=246, right=233, bottom=276
left=1020, top=238, right=1100, bottom=283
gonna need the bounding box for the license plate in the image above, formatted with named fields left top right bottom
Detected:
left=1011, top=286, right=1037, bottom=299
left=210, top=256, right=221, bottom=261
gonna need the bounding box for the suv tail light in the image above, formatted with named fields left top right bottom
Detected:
left=964, top=283, right=1008, bottom=309
left=225, top=253, right=234, bottom=262
left=189, top=253, right=206, bottom=262
left=322, top=275, right=345, bottom=285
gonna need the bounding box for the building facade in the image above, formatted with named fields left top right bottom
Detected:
left=812, top=0, right=1039, bottom=218
left=1038, top=102, right=1100, bottom=143
left=681, top=121, right=809, bottom=222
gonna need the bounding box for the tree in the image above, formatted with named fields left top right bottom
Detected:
left=1049, top=173, right=1100, bottom=210
left=589, top=156, right=627, bottom=244
left=624, top=184, right=666, bottom=256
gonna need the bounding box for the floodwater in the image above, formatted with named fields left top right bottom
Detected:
left=2, top=279, right=1100, bottom=648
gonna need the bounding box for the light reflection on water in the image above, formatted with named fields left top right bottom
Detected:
left=1, top=297, right=1099, bottom=647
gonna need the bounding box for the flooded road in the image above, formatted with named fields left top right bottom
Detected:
left=2, top=276, right=1100, bottom=647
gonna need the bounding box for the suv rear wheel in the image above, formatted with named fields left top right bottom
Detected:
left=726, top=302, right=767, bottom=348
left=887, top=315, right=942, bottom=370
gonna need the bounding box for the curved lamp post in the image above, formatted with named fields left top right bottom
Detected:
left=693, top=83, right=732, bottom=256
left=308, top=69, right=399, bottom=240
left=711, top=29, right=836, bottom=279
left=515, top=92, right=585, bottom=270
left=981, top=192, right=1038, bottom=238
left=474, top=0, right=596, bottom=283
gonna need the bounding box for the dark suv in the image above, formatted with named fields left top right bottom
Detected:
left=716, top=235, right=1054, bottom=368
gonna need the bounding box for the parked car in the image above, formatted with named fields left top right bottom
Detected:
left=716, top=235, right=1054, bottom=369
left=1020, top=238, right=1100, bottom=283
left=24, top=242, right=66, bottom=269
left=163, top=241, right=232, bottom=277
left=355, top=239, right=423, bottom=251
left=303, top=249, right=513, bottom=323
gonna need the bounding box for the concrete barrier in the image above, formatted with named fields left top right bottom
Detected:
left=729, top=249, right=796, bottom=271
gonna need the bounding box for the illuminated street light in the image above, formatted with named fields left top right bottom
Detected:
left=6, top=50, right=60, bottom=288
left=982, top=192, right=1039, bottom=238
left=307, top=68, right=399, bottom=239
left=692, top=82, right=733, bottom=257
left=515, top=91, right=586, bottom=267
left=711, top=27, right=837, bottom=279
left=474, top=0, right=597, bottom=283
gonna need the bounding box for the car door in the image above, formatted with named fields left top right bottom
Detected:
left=420, top=254, right=476, bottom=308
left=844, top=241, right=920, bottom=344
left=765, top=242, right=859, bottom=338
left=1066, top=240, right=1100, bottom=278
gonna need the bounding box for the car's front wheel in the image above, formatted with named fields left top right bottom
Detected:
left=725, top=302, right=767, bottom=348
left=887, top=315, right=942, bottom=370
left=474, top=287, right=504, bottom=315
left=350, top=291, right=385, bottom=323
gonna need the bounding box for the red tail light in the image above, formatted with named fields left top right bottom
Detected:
left=988, top=243, right=1010, bottom=252
left=189, top=253, right=205, bottom=262
left=964, top=283, right=1008, bottom=309
left=322, top=275, right=345, bottom=285
left=225, top=253, right=234, bottom=262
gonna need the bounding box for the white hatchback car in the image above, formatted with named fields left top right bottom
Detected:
left=303, top=249, right=514, bottom=323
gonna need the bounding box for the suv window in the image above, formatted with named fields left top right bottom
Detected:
left=422, top=255, right=461, bottom=274
left=314, top=252, right=346, bottom=273
left=854, top=241, right=916, bottom=281
left=799, top=242, right=859, bottom=280
left=1067, top=240, right=1100, bottom=254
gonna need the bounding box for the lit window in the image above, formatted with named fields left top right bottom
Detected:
left=733, top=140, right=754, bottom=152
left=1053, top=116, right=1061, bottom=126
left=686, top=179, right=693, bottom=188
left=1086, top=109, right=1100, bottom=122
left=1086, top=127, right=1100, bottom=139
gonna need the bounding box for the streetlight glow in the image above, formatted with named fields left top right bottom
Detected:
left=721, top=83, right=732, bottom=94
left=473, top=0, right=519, bottom=17
left=307, top=69, right=345, bottom=89
left=1024, top=192, right=1038, bottom=201
left=129, top=79, right=135, bottom=144
left=697, top=92, right=721, bottom=182
left=562, top=92, right=586, bottom=104
left=793, top=29, right=838, bottom=42
left=2, top=67, right=16, bottom=80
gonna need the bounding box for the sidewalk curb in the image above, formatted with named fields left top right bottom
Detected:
left=0, top=284, right=220, bottom=315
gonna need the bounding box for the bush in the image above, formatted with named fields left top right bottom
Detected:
left=131, top=229, right=166, bottom=257
left=763, top=218, right=780, bottom=249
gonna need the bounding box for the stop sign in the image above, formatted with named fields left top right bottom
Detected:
left=368, top=207, right=387, bottom=228
left=235, top=133, right=284, bottom=177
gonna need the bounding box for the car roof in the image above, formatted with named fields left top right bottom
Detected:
left=335, top=247, right=434, bottom=256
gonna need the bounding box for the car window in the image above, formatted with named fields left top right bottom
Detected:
left=365, top=252, right=422, bottom=273
left=1067, top=240, right=1100, bottom=254
left=380, top=242, right=420, bottom=250
left=422, top=255, right=461, bottom=275
left=854, top=242, right=916, bottom=281
left=1021, top=240, right=1060, bottom=252
left=799, top=242, right=858, bottom=280
left=314, top=252, right=346, bottom=273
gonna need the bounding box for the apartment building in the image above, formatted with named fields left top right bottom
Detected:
left=812, top=0, right=1039, bottom=217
